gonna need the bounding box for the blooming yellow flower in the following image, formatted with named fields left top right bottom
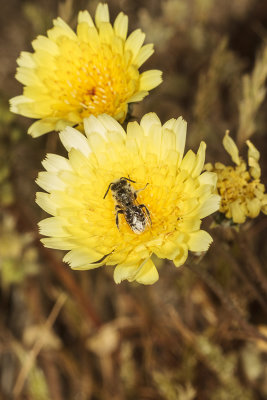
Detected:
left=10, top=3, right=162, bottom=137
left=205, top=132, right=267, bottom=224
left=36, top=113, right=220, bottom=284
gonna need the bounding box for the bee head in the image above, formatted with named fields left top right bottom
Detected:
left=119, top=178, right=128, bottom=185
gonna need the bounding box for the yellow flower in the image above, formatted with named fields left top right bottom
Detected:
left=36, top=113, right=220, bottom=284
left=205, top=131, right=267, bottom=224
left=10, top=3, right=162, bottom=137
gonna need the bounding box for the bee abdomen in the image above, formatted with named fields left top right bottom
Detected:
left=125, top=207, right=147, bottom=234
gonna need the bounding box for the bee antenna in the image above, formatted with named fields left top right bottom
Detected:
left=103, top=182, right=113, bottom=199
left=121, top=176, right=136, bottom=183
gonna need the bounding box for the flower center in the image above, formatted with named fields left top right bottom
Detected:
left=46, top=38, right=138, bottom=121
left=218, top=166, right=258, bottom=209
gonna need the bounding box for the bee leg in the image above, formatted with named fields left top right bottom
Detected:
left=135, top=183, right=149, bottom=197
left=115, top=206, right=124, bottom=230
left=139, top=204, right=152, bottom=225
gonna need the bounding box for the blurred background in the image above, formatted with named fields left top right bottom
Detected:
left=1, top=0, right=267, bottom=399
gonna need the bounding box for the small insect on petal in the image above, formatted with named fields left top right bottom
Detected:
left=104, top=177, right=151, bottom=234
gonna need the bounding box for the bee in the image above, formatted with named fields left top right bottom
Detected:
left=103, top=177, right=151, bottom=234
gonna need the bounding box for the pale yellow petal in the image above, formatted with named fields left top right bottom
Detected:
left=133, top=259, right=159, bottom=285
left=42, top=154, right=72, bottom=173
left=15, top=68, right=40, bottom=87
left=198, top=194, right=221, bottom=218
left=154, top=235, right=183, bottom=259
left=38, top=217, right=68, bottom=237
left=28, top=119, right=56, bottom=137
left=36, top=171, right=66, bottom=192
left=140, top=112, right=161, bottom=135
left=161, top=129, right=176, bottom=159
left=95, top=3, right=110, bottom=27
left=80, top=25, right=100, bottom=50
left=36, top=192, right=57, bottom=216
left=248, top=160, right=261, bottom=180
left=14, top=98, right=52, bottom=117
left=97, top=114, right=126, bottom=137
left=246, top=140, right=261, bottom=179
left=198, top=171, right=217, bottom=188
left=76, top=22, right=92, bottom=42
left=174, top=117, right=187, bottom=166
left=17, top=51, right=36, bottom=68
left=126, top=120, right=144, bottom=142
left=125, top=29, right=145, bottom=61
left=41, top=237, right=73, bottom=250
left=180, top=150, right=196, bottom=173
left=64, top=249, right=107, bottom=269
left=149, top=124, right=163, bottom=155
left=53, top=17, right=77, bottom=39
left=59, top=127, right=91, bottom=156
left=230, top=200, right=246, bottom=223
left=114, top=12, right=128, bottom=40
left=134, top=43, right=154, bottom=67
left=139, top=70, right=163, bottom=91
left=113, top=264, right=140, bottom=284
left=173, top=244, right=188, bottom=267
left=191, top=141, right=206, bottom=178
left=188, top=230, right=213, bottom=252
left=78, top=10, right=95, bottom=27
left=9, top=96, right=34, bottom=115
left=127, top=91, right=148, bottom=103
left=162, top=118, right=176, bottom=131
left=68, top=148, right=90, bottom=172
left=32, top=35, right=59, bottom=55
left=84, top=115, right=108, bottom=138
left=246, top=198, right=261, bottom=218
left=246, top=140, right=260, bottom=162
left=178, top=217, right=201, bottom=232
left=70, top=263, right=104, bottom=271
left=87, top=132, right=108, bottom=154
left=223, top=131, right=240, bottom=165
left=98, top=22, right=114, bottom=44
left=261, top=196, right=267, bottom=214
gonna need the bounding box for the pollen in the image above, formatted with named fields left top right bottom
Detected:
left=38, top=43, right=136, bottom=120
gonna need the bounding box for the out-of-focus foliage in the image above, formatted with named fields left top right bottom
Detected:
left=1, top=0, right=267, bottom=399
left=0, top=100, right=16, bottom=207
left=238, top=45, right=267, bottom=144
left=0, top=215, right=39, bottom=289
left=192, top=38, right=244, bottom=142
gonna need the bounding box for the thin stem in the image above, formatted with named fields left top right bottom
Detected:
left=13, top=293, right=67, bottom=398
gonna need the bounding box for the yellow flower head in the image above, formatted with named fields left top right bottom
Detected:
left=205, top=132, right=267, bottom=224
left=36, top=113, right=220, bottom=284
left=10, top=3, right=162, bottom=137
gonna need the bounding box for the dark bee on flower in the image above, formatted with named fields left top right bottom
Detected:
left=104, top=177, right=151, bottom=234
